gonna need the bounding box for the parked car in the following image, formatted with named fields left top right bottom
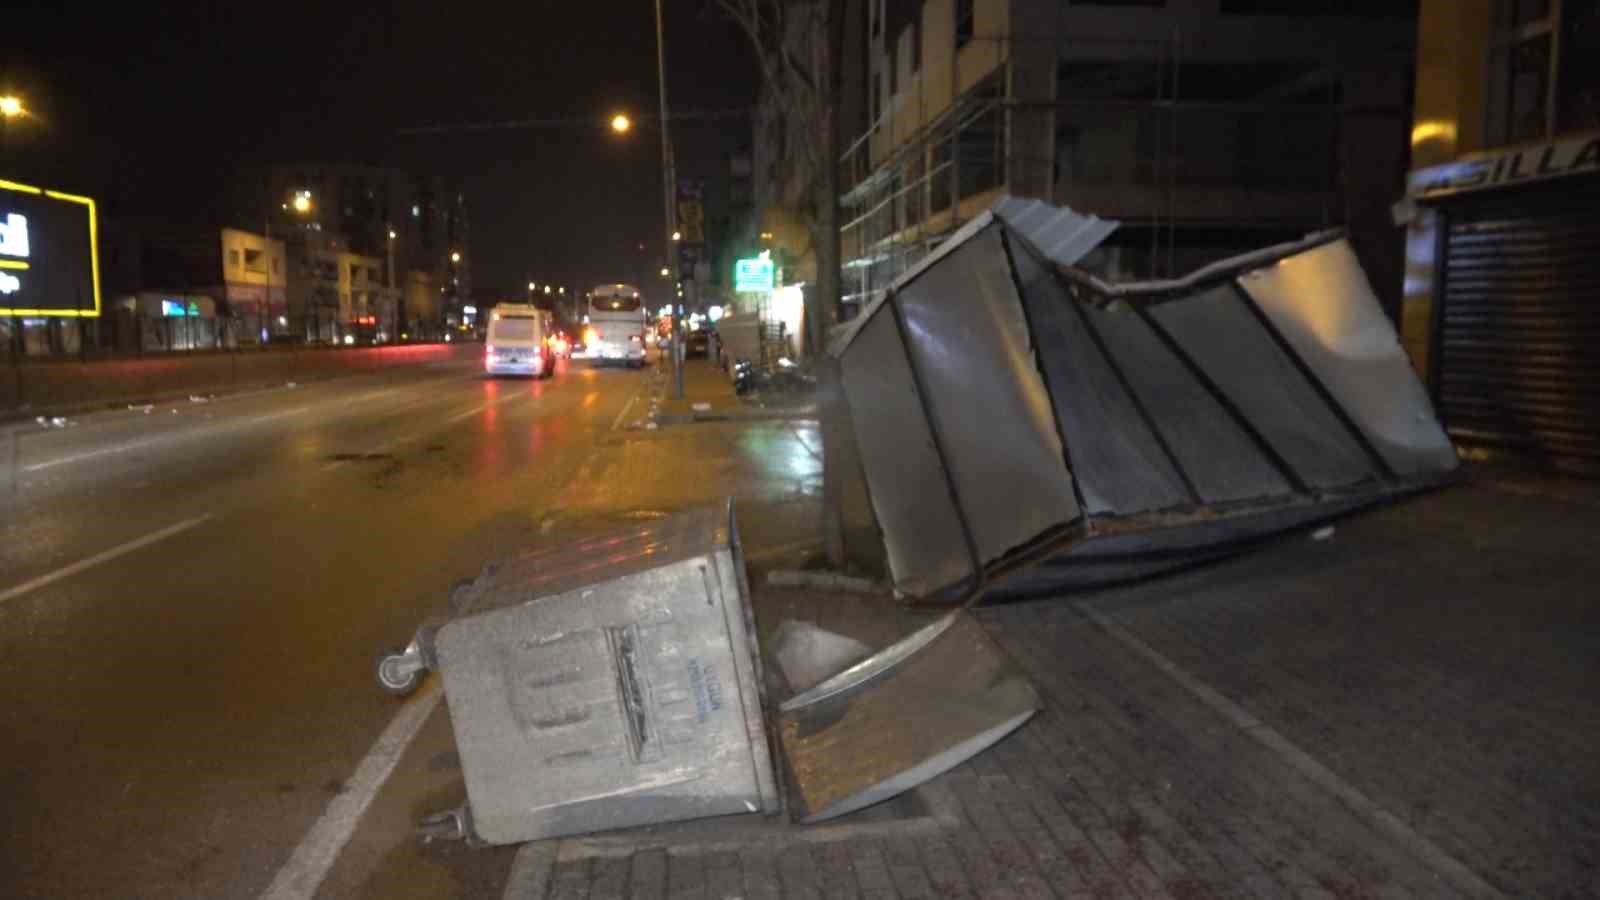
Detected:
left=685, top=328, right=711, bottom=358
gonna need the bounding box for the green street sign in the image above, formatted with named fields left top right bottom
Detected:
left=734, top=253, right=774, bottom=293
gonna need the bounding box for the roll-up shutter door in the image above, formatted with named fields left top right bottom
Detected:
left=1436, top=184, right=1600, bottom=474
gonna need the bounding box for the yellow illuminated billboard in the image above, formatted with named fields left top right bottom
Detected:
left=0, top=178, right=101, bottom=317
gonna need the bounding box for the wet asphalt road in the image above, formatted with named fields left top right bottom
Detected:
left=0, top=355, right=824, bottom=899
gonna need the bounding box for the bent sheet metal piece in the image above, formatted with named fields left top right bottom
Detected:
left=430, top=501, right=781, bottom=845
left=779, top=611, right=1040, bottom=823
left=834, top=196, right=1459, bottom=602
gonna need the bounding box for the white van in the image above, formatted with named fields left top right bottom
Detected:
left=485, top=304, right=555, bottom=378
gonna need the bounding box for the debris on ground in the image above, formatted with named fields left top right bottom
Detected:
left=766, top=569, right=882, bottom=595
left=779, top=611, right=1040, bottom=823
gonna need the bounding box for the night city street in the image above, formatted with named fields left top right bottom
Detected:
left=1, top=355, right=830, bottom=897
left=8, top=0, right=1600, bottom=897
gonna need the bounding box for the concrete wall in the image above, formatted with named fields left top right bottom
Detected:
left=2, top=342, right=480, bottom=418
left=1401, top=0, right=1495, bottom=379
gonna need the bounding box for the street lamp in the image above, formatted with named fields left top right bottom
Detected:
left=660, top=267, right=670, bottom=278
left=544, top=285, right=552, bottom=295
left=0, top=95, right=24, bottom=119
left=672, top=230, right=681, bottom=242
left=451, top=250, right=461, bottom=264
left=291, top=191, right=313, bottom=214
left=610, top=113, right=632, bottom=134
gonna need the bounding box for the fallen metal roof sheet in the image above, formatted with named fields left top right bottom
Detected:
left=834, top=197, right=1459, bottom=602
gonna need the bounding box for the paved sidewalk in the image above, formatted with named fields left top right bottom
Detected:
left=651, top=358, right=815, bottom=425
left=496, top=470, right=1596, bottom=899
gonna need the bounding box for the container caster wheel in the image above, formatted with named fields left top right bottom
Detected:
left=375, top=647, right=424, bottom=697
left=417, top=806, right=476, bottom=845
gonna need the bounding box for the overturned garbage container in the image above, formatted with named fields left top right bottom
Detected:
left=378, top=500, right=782, bottom=845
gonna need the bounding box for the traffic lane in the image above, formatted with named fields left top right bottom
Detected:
left=0, top=362, right=644, bottom=899
left=313, top=418, right=827, bottom=898
left=1, top=357, right=481, bottom=481
left=0, top=367, right=520, bottom=588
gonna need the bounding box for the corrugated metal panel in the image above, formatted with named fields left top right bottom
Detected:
left=1008, top=231, right=1194, bottom=515
left=1437, top=193, right=1600, bottom=472
left=1148, top=284, right=1379, bottom=491
left=1240, top=241, right=1457, bottom=479
left=990, top=196, right=1119, bottom=267
left=895, top=227, right=1082, bottom=563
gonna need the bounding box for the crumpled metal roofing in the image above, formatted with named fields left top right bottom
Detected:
left=833, top=196, right=1458, bottom=602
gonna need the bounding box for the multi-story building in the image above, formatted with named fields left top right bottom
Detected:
left=1399, top=0, right=1600, bottom=475
left=282, top=231, right=393, bottom=344
left=227, top=163, right=469, bottom=337
left=836, top=0, right=1418, bottom=318
left=219, top=227, right=289, bottom=342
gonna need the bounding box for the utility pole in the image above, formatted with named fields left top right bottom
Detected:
left=654, top=0, right=684, bottom=400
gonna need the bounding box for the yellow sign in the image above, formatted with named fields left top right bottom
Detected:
left=0, top=178, right=101, bottom=317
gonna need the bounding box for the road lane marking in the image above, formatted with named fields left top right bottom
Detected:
left=0, top=515, right=212, bottom=606
left=259, top=680, right=442, bottom=900
left=1079, top=603, right=1505, bottom=900
left=23, top=407, right=311, bottom=472
left=610, top=394, right=638, bottom=431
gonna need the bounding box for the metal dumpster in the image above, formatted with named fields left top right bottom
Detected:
left=380, top=501, right=782, bottom=845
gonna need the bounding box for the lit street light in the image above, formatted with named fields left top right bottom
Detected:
left=544, top=285, right=552, bottom=295
left=0, top=95, right=24, bottom=119
left=611, top=113, right=632, bottom=134
left=450, top=251, right=461, bottom=264
left=671, top=230, right=681, bottom=241
left=660, top=267, right=670, bottom=278
left=292, top=191, right=313, bottom=213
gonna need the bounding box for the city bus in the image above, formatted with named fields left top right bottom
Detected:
left=584, top=284, right=647, bottom=368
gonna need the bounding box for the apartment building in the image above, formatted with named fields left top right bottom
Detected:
left=840, top=0, right=1417, bottom=316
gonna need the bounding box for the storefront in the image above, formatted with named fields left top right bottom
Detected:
left=1405, top=132, right=1600, bottom=474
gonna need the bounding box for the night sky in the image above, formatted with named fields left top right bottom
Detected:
left=6, top=1, right=758, bottom=296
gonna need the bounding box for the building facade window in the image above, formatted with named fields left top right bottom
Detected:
left=1481, top=0, right=1600, bottom=145
left=1558, top=0, right=1600, bottom=132
left=956, top=0, right=974, bottom=50
left=228, top=249, right=240, bottom=269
